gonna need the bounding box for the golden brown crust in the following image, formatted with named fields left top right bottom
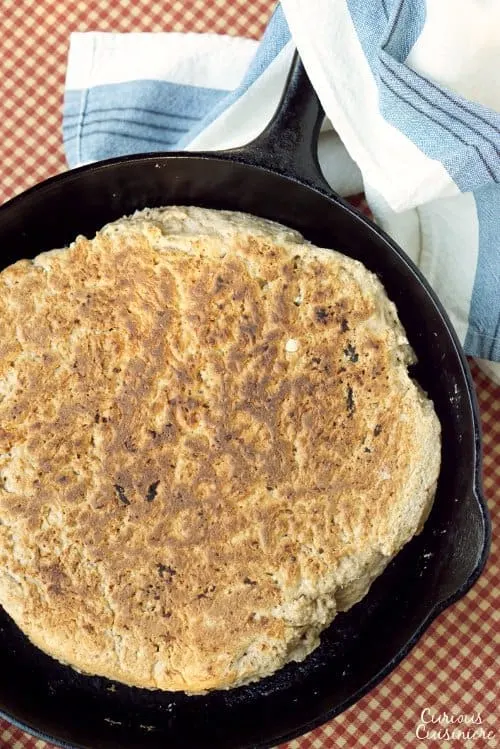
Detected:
left=0, top=206, right=440, bottom=692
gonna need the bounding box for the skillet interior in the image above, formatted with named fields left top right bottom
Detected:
left=0, top=154, right=490, bottom=749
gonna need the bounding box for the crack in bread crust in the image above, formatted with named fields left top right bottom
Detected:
left=0, top=206, right=441, bottom=692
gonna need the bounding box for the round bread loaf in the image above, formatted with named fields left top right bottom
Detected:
left=0, top=206, right=440, bottom=692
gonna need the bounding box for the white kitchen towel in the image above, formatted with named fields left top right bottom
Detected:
left=63, top=2, right=500, bottom=375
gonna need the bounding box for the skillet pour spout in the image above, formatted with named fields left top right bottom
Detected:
left=0, top=52, right=491, bottom=749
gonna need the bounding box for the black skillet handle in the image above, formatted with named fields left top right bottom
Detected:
left=221, top=52, right=331, bottom=193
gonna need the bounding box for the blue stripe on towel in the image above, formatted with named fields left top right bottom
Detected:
left=465, top=185, right=500, bottom=361
left=378, top=55, right=500, bottom=188
left=63, top=79, right=228, bottom=165
left=381, top=0, right=426, bottom=62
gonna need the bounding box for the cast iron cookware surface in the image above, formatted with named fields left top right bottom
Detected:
left=0, top=55, right=490, bottom=749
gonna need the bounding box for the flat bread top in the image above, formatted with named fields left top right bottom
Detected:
left=0, top=206, right=440, bottom=692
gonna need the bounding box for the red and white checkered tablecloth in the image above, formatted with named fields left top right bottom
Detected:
left=0, top=2, right=498, bottom=748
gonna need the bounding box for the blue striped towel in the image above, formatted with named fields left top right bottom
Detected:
left=63, top=2, right=500, bottom=380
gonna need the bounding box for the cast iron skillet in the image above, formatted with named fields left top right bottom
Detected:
left=0, top=53, right=491, bottom=749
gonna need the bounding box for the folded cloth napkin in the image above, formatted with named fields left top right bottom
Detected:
left=63, top=2, right=500, bottom=379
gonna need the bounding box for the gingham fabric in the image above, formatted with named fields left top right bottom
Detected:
left=0, top=2, right=498, bottom=748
